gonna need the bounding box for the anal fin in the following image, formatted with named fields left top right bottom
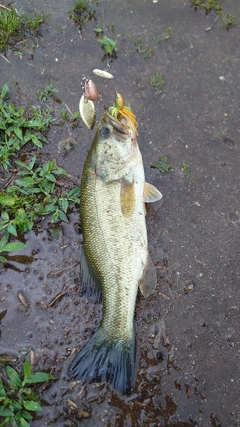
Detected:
left=80, top=245, right=102, bottom=300
left=139, top=253, right=157, bottom=297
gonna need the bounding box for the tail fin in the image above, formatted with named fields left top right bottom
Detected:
left=69, top=327, right=135, bottom=394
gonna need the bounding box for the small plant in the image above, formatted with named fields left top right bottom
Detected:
left=25, top=12, right=46, bottom=30
left=0, top=84, right=53, bottom=172
left=98, top=35, right=117, bottom=55
left=0, top=232, right=26, bottom=263
left=153, top=27, right=171, bottom=43
left=68, top=0, right=98, bottom=28
left=189, top=0, right=235, bottom=29
left=0, top=156, right=80, bottom=239
left=94, top=26, right=103, bottom=34
left=151, top=156, right=171, bottom=173
left=37, top=81, right=59, bottom=102
left=0, top=6, right=45, bottom=51
left=149, top=72, right=165, bottom=91
left=220, top=12, right=235, bottom=28
left=0, top=359, right=55, bottom=427
left=182, top=163, right=191, bottom=177
left=0, top=8, right=21, bottom=51
left=134, top=38, right=153, bottom=58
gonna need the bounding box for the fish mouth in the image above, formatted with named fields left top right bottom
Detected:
left=102, top=111, right=131, bottom=136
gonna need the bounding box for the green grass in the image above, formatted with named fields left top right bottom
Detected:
left=68, top=0, right=98, bottom=28
left=151, top=156, right=171, bottom=172
left=153, top=27, right=171, bottom=43
left=0, top=359, right=55, bottom=427
left=0, top=83, right=80, bottom=263
left=189, top=0, right=235, bottom=29
left=134, top=38, right=153, bottom=58
left=37, top=81, right=59, bottom=102
left=182, top=163, right=191, bottom=177
left=0, top=7, right=46, bottom=51
left=149, top=72, right=165, bottom=91
left=0, top=84, right=52, bottom=172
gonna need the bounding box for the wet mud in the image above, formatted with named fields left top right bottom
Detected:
left=0, top=0, right=240, bottom=426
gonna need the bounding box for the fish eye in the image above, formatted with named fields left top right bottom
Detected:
left=100, top=127, right=111, bottom=138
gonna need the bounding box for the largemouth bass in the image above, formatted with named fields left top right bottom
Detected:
left=69, top=109, right=162, bottom=394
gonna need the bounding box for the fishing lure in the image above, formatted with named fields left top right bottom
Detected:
left=108, top=92, right=138, bottom=135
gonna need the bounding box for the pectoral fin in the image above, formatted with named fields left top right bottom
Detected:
left=80, top=245, right=102, bottom=300
left=139, top=253, right=158, bottom=298
left=120, top=179, right=136, bottom=217
left=143, top=182, right=162, bottom=203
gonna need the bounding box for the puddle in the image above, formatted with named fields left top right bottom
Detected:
left=1, top=0, right=240, bottom=426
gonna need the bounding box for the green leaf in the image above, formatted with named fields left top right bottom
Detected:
left=59, top=198, right=68, bottom=213
left=0, top=377, right=6, bottom=397
left=23, top=400, right=42, bottom=412
left=7, top=223, right=17, bottom=236
left=45, top=173, right=56, bottom=182
left=15, top=177, right=35, bottom=187
left=58, top=210, right=68, bottom=222
left=0, top=193, right=16, bottom=206
left=28, top=156, right=36, bottom=170
left=0, top=232, right=9, bottom=250
left=31, top=135, right=42, bottom=148
left=68, top=187, right=80, bottom=199
left=0, top=408, right=14, bottom=417
left=94, top=27, right=103, bottom=33
left=1, top=211, right=9, bottom=221
left=23, top=359, right=31, bottom=377
left=14, top=127, right=23, bottom=140
left=21, top=411, right=33, bottom=420
left=0, top=83, right=9, bottom=99
left=2, top=242, right=27, bottom=252
left=6, top=366, right=22, bottom=387
left=50, top=209, right=59, bottom=222
left=20, top=417, right=31, bottom=427
left=15, top=160, right=31, bottom=169
left=23, top=372, right=55, bottom=384
left=52, top=167, right=68, bottom=175
left=0, top=255, right=7, bottom=262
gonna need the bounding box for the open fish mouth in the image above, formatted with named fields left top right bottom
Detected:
left=102, top=111, right=132, bottom=136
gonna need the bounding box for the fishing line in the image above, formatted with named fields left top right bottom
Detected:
left=100, top=0, right=111, bottom=69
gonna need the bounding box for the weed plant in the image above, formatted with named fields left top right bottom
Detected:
left=0, top=84, right=52, bottom=172
left=149, top=72, right=165, bottom=91
left=0, top=83, right=80, bottom=263
left=37, top=82, right=59, bottom=102
left=68, top=0, right=98, bottom=28
left=0, top=157, right=80, bottom=236
left=0, top=7, right=46, bottom=51
left=134, top=38, right=153, bottom=59
left=151, top=156, right=171, bottom=173
left=189, top=0, right=235, bottom=28
left=0, top=359, right=55, bottom=427
left=98, top=35, right=117, bottom=55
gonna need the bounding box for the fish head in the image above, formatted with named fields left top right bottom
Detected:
left=90, top=111, right=141, bottom=182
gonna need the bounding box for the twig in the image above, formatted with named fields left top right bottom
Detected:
left=193, top=258, right=208, bottom=266
left=65, top=104, right=74, bottom=116
left=48, top=262, right=79, bottom=277
left=47, top=291, right=67, bottom=307
left=0, top=53, right=10, bottom=63
left=0, top=4, right=11, bottom=11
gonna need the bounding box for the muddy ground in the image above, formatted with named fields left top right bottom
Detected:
left=0, top=0, right=239, bottom=426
